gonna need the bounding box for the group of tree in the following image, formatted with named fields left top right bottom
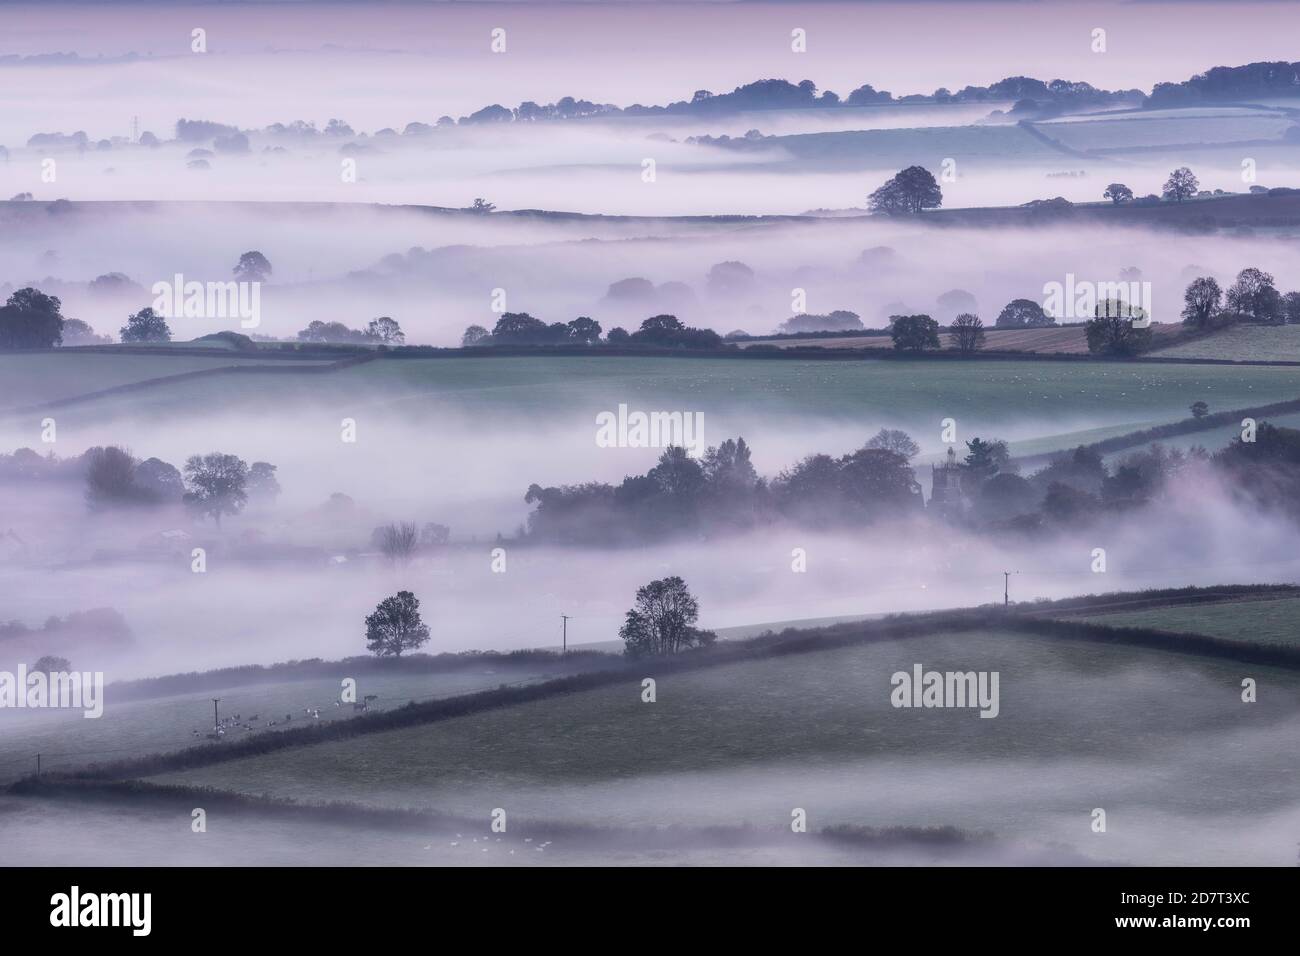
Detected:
left=297, top=316, right=405, bottom=345
left=519, top=414, right=1300, bottom=543
left=1101, top=167, right=1201, bottom=206
left=463, top=313, right=721, bottom=349
left=0, top=288, right=64, bottom=348
left=83, top=445, right=279, bottom=522
left=0, top=609, right=131, bottom=656
left=1181, top=268, right=1299, bottom=329
left=1146, top=62, right=1300, bottom=109
left=935, top=419, right=1300, bottom=531
left=523, top=430, right=924, bottom=544
left=360, top=574, right=713, bottom=660
left=886, top=313, right=984, bottom=353
left=395, top=76, right=1140, bottom=131
left=775, top=310, right=864, bottom=335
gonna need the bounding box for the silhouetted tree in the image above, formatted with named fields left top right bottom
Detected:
left=84, top=446, right=144, bottom=509
left=233, top=251, right=272, bottom=282
left=963, top=438, right=1012, bottom=483
left=1181, top=277, right=1222, bottom=328
left=1226, top=267, right=1282, bottom=323
left=119, top=307, right=171, bottom=343
left=372, top=522, right=419, bottom=563
left=1085, top=300, right=1153, bottom=355
left=134, top=457, right=183, bottom=502
left=889, top=314, right=940, bottom=350
left=1162, top=167, right=1199, bottom=203
left=865, top=428, right=920, bottom=460
left=567, top=316, right=602, bottom=345
left=0, top=288, right=64, bottom=348
left=1284, top=291, right=1300, bottom=325
left=366, top=316, right=404, bottom=345
left=949, top=312, right=985, bottom=353
left=1103, top=183, right=1134, bottom=204
left=31, top=655, right=72, bottom=674
left=365, top=590, right=430, bottom=656
left=869, top=166, right=942, bottom=215
left=996, top=298, right=1052, bottom=328
left=183, top=453, right=249, bottom=526
left=247, top=461, right=281, bottom=501
left=619, top=576, right=715, bottom=658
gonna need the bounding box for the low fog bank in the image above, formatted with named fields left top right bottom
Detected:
left=3, top=202, right=1296, bottom=343
left=3, top=472, right=1299, bottom=680
left=0, top=794, right=1103, bottom=867
left=2, top=119, right=1296, bottom=217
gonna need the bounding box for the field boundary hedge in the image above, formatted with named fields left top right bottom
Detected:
left=36, top=602, right=1298, bottom=784
left=1013, top=395, right=1300, bottom=466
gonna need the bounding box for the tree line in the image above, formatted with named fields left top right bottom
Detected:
left=519, top=420, right=1300, bottom=544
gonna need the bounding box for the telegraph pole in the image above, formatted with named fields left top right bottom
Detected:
left=1002, top=570, right=1018, bottom=607
left=560, top=614, right=570, bottom=655
left=211, top=697, right=221, bottom=729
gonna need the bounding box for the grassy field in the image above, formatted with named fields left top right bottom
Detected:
left=738, top=124, right=1066, bottom=170
left=1033, top=110, right=1294, bottom=152
left=1077, top=596, right=1300, bottom=647
left=4, top=353, right=1298, bottom=474
left=0, top=662, right=577, bottom=784
left=148, top=628, right=1300, bottom=864
left=1151, top=324, right=1300, bottom=363
left=0, top=350, right=333, bottom=409
left=6, top=353, right=1300, bottom=429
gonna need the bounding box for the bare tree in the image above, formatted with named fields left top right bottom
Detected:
left=949, top=312, right=985, bottom=354
left=373, top=522, right=419, bottom=563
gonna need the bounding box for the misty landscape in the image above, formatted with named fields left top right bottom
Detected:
left=1, top=0, right=1299, bottom=873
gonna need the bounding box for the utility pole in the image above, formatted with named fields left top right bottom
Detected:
left=1002, top=570, right=1018, bottom=607
left=560, top=614, right=570, bottom=655
left=211, top=697, right=221, bottom=729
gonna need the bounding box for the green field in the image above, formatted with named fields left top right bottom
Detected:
left=0, top=350, right=332, bottom=409
left=1034, top=111, right=1293, bottom=152
left=1152, top=325, right=1300, bottom=363
left=0, top=662, right=577, bottom=784
left=7, top=353, right=1300, bottom=434
left=150, top=629, right=1299, bottom=864
left=5, top=353, right=1299, bottom=480
left=1079, top=596, right=1300, bottom=647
